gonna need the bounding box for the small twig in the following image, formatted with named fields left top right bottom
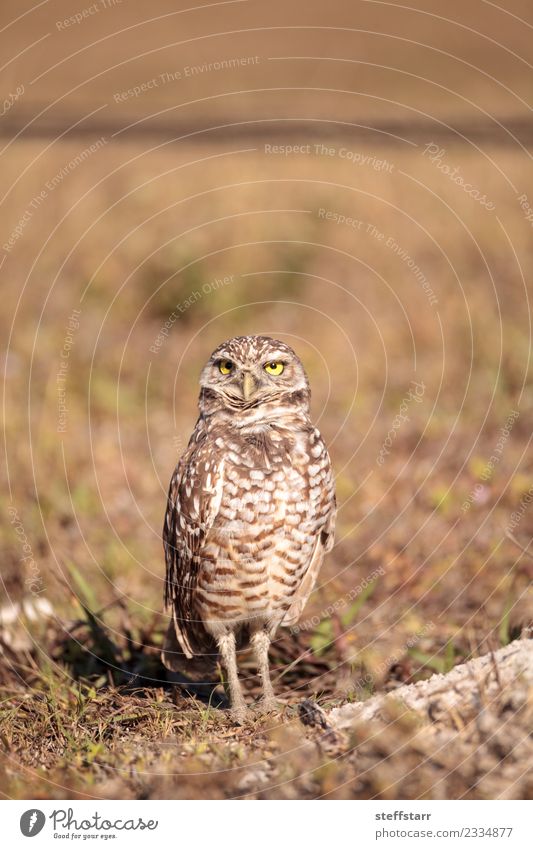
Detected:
left=505, top=529, right=533, bottom=560
left=272, top=649, right=313, bottom=683
left=61, top=595, right=127, bottom=634
left=489, top=648, right=504, bottom=691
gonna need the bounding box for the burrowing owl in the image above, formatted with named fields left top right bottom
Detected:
left=162, top=335, right=336, bottom=722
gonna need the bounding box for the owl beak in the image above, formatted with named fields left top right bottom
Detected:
left=241, top=371, right=257, bottom=401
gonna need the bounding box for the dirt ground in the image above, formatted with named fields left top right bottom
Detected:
left=1, top=0, right=533, bottom=799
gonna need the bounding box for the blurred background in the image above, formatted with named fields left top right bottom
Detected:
left=1, top=0, right=533, bottom=799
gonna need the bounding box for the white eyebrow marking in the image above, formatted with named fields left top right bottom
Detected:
left=262, top=351, right=288, bottom=360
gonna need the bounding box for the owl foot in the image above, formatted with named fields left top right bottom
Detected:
left=230, top=704, right=248, bottom=725
left=254, top=697, right=279, bottom=716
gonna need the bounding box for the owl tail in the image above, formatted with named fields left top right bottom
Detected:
left=162, top=622, right=219, bottom=686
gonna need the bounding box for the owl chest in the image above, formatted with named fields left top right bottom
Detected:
left=216, top=446, right=311, bottom=530
left=194, top=436, right=320, bottom=622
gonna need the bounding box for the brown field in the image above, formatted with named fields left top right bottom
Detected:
left=1, top=0, right=532, bottom=800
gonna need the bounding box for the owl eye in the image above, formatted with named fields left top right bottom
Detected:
left=218, top=360, right=234, bottom=375
left=264, top=361, right=284, bottom=375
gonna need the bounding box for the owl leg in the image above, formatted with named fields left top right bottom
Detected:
left=251, top=629, right=277, bottom=713
left=217, top=631, right=247, bottom=724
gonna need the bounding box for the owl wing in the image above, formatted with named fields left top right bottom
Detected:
left=163, top=429, right=224, bottom=660
left=282, top=442, right=336, bottom=627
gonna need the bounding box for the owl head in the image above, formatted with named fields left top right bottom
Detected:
left=199, top=335, right=310, bottom=415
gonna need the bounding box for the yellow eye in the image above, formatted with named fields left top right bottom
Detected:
left=218, top=360, right=234, bottom=375
left=264, top=361, right=284, bottom=376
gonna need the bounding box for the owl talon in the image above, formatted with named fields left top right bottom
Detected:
left=255, top=697, right=279, bottom=716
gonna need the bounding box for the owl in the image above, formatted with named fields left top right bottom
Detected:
left=162, top=335, right=336, bottom=723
